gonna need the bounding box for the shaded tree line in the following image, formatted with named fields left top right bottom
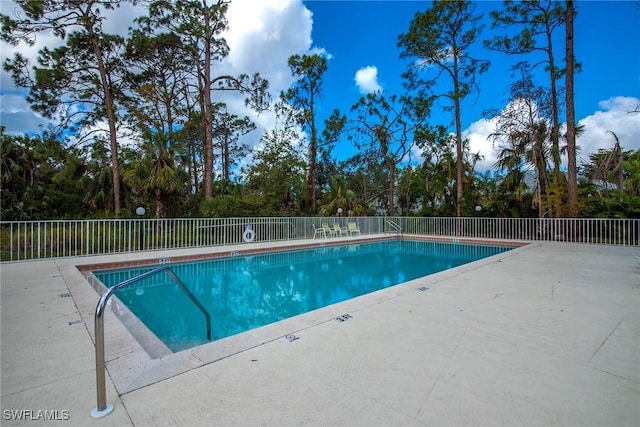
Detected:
left=3, top=123, right=637, bottom=220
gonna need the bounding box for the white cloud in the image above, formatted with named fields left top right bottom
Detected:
left=576, top=96, right=640, bottom=163
left=215, top=0, right=315, bottom=175
left=354, top=66, right=382, bottom=94
left=309, top=47, right=333, bottom=61
left=0, top=28, right=60, bottom=96
left=224, top=0, right=312, bottom=89
left=463, top=117, right=499, bottom=172
left=463, top=95, right=640, bottom=172
left=0, top=94, right=52, bottom=134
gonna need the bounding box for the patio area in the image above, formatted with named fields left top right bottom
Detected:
left=1, top=238, right=639, bottom=426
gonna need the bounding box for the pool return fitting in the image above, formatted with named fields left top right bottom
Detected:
left=91, top=266, right=211, bottom=419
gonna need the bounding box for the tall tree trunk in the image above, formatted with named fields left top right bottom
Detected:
left=308, top=92, right=318, bottom=213
left=309, top=124, right=317, bottom=213
left=453, top=54, right=463, bottom=218
left=388, top=163, right=396, bottom=216
left=565, top=0, right=578, bottom=217
left=202, top=3, right=214, bottom=200
left=223, top=128, right=230, bottom=181
left=106, top=102, right=121, bottom=216
left=186, top=134, right=199, bottom=194
left=155, top=187, right=164, bottom=218
left=89, top=29, right=121, bottom=216
left=546, top=26, right=562, bottom=177
left=454, top=100, right=463, bottom=218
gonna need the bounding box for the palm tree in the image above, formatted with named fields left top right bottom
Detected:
left=490, top=97, right=552, bottom=218
left=122, top=131, right=188, bottom=218
left=319, top=177, right=368, bottom=217
left=1, top=131, right=23, bottom=187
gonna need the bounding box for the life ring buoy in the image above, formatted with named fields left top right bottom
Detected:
left=242, top=226, right=255, bottom=243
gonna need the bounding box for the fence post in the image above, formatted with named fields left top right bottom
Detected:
left=85, top=221, right=89, bottom=256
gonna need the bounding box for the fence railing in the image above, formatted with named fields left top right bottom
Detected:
left=1, top=217, right=638, bottom=261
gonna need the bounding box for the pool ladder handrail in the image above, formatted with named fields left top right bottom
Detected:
left=385, top=220, right=403, bottom=235
left=91, top=265, right=211, bottom=419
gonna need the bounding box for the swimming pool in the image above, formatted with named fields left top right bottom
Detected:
left=94, top=239, right=512, bottom=353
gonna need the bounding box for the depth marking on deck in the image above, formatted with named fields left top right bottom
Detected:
left=335, top=314, right=353, bottom=322
left=283, top=334, right=299, bottom=342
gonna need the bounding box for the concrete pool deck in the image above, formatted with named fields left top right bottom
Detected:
left=1, top=237, right=639, bottom=426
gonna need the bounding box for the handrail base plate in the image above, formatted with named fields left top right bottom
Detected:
left=91, top=403, right=114, bottom=419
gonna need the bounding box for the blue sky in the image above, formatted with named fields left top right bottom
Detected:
left=303, top=0, right=640, bottom=167
left=309, top=0, right=640, bottom=119
left=1, top=0, right=639, bottom=172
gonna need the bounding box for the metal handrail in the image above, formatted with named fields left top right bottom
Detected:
left=385, top=220, right=402, bottom=235
left=90, top=265, right=211, bottom=419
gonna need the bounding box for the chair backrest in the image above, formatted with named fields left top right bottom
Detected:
left=348, top=222, right=358, bottom=231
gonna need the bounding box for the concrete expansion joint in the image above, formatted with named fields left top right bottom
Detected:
left=588, top=364, right=639, bottom=385
left=588, top=319, right=623, bottom=364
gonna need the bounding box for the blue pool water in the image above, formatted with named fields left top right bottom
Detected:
left=94, top=240, right=511, bottom=352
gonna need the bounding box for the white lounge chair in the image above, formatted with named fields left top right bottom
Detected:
left=347, top=222, right=360, bottom=236
left=312, top=224, right=327, bottom=239
left=322, top=223, right=336, bottom=237
left=333, top=223, right=348, bottom=237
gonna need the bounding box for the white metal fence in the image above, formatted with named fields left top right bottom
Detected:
left=1, top=217, right=638, bottom=261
